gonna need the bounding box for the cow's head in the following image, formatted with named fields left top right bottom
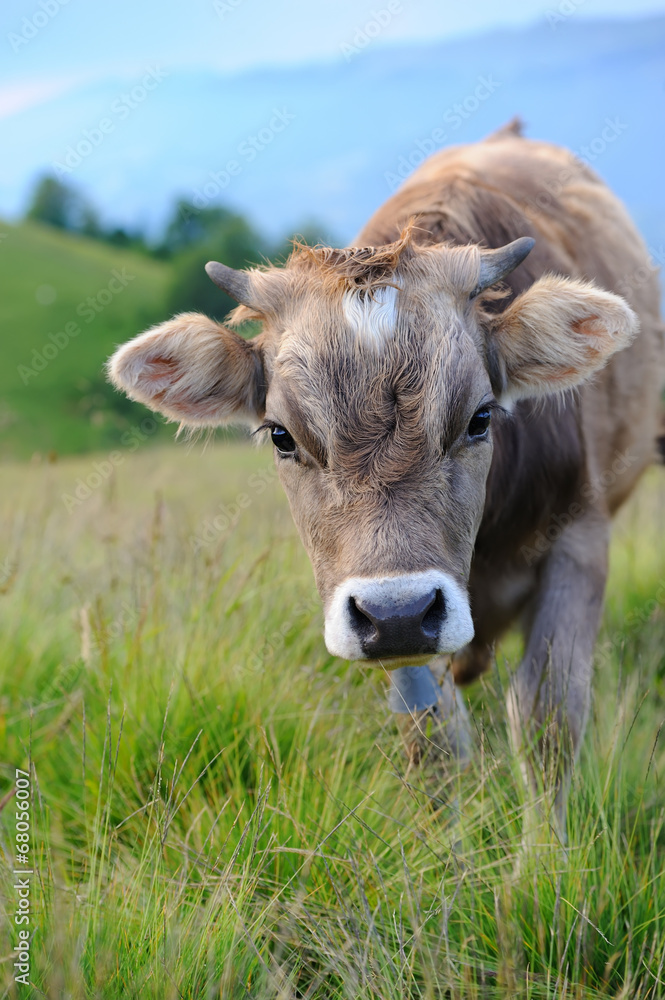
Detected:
left=108, top=230, right=636, bottom=665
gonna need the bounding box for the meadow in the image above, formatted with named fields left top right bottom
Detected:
left=1, top=439, right=664, bottom=999
left=0, top=219, right=170, bottom=459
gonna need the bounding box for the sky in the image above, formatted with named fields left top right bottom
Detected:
left=2, top=0, right=665, bottom=120
left=1, top=0, right=664, bottom=237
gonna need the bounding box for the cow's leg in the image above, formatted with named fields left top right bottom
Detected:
left=506, top=511, right=609, bottom=836
left=388, top=660, right=472, bottom=770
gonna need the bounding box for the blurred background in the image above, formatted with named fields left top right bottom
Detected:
left=1, top=0, right=664, bottom=459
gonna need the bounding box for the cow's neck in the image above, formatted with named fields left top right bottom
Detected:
left=473, top=395, right=584, bottom=565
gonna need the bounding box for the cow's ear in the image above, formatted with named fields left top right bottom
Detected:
left=490, top=276, right=638, bottom=402
left=107, top=312, right=264, bottom=427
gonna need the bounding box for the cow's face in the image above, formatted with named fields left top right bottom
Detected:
left=108, top=233, right=636, bottom=665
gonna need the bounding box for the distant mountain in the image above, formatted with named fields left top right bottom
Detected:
left=2, top=15, right=664, bottom=251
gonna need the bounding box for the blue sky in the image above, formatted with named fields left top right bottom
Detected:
left=2, top=0, right=664, bottom=238
left=2, top=0, right=665, bottom=120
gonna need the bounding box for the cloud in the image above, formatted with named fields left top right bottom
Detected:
left=0, top=76, right=81, bottom=121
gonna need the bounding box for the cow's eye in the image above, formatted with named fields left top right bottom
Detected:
left=271, top=425, right=297, bottom=455
left=468, top=407, right=491, bottom=439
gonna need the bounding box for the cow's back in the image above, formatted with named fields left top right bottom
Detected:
left=358, top=130, right=665, bottom=515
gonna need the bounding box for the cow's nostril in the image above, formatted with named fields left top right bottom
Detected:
left=348, top=596, right=378, bottom=645
left=348, top=585, right=445, bottom=658
left=422, top=589, right=445, bottom=639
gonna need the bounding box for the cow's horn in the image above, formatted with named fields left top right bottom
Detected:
left=205, top=261, right=254, bottom=306
left=472, top=237, right=535, bottom=297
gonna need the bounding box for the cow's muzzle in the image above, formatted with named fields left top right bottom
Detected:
left=324, top=570, right=474, bottom=662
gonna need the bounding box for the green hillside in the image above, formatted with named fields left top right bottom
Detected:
left=0, top=220, right=172, bottom=457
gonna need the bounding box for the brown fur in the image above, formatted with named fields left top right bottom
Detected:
left=108, top=126, right=665, bottom=824
left=356, top=131, right=663, bottom=661
left=107, top=312, right=266, bottom=426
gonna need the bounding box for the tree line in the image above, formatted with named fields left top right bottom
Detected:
left=25, top=174, right=330, bottom=321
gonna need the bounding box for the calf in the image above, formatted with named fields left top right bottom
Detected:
left=109, top=122, right=664, bottom=828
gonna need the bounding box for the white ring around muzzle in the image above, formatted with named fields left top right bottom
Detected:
left=323, top=569, right=474, bottom=661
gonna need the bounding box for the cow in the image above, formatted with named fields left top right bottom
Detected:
left=108, top=121, right=664, bottom=831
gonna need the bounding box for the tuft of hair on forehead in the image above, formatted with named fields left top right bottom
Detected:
left=228, top=223, right=420, bottom=325
left=287, top=219, right=492, bottom=298
left=289, top=221, right=418, bottom=292
left=227, top=219, right=501, bottom=327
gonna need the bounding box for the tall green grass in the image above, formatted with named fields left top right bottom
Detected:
left=0, top=444, right=664, bottom=998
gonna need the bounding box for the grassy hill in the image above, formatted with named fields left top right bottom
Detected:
left=0, top=220, right=172, bottom=458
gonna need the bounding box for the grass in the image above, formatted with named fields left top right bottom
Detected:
left=0, top=220, right=170, bottom=458
left=0, top=441, right=664, bottom=998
